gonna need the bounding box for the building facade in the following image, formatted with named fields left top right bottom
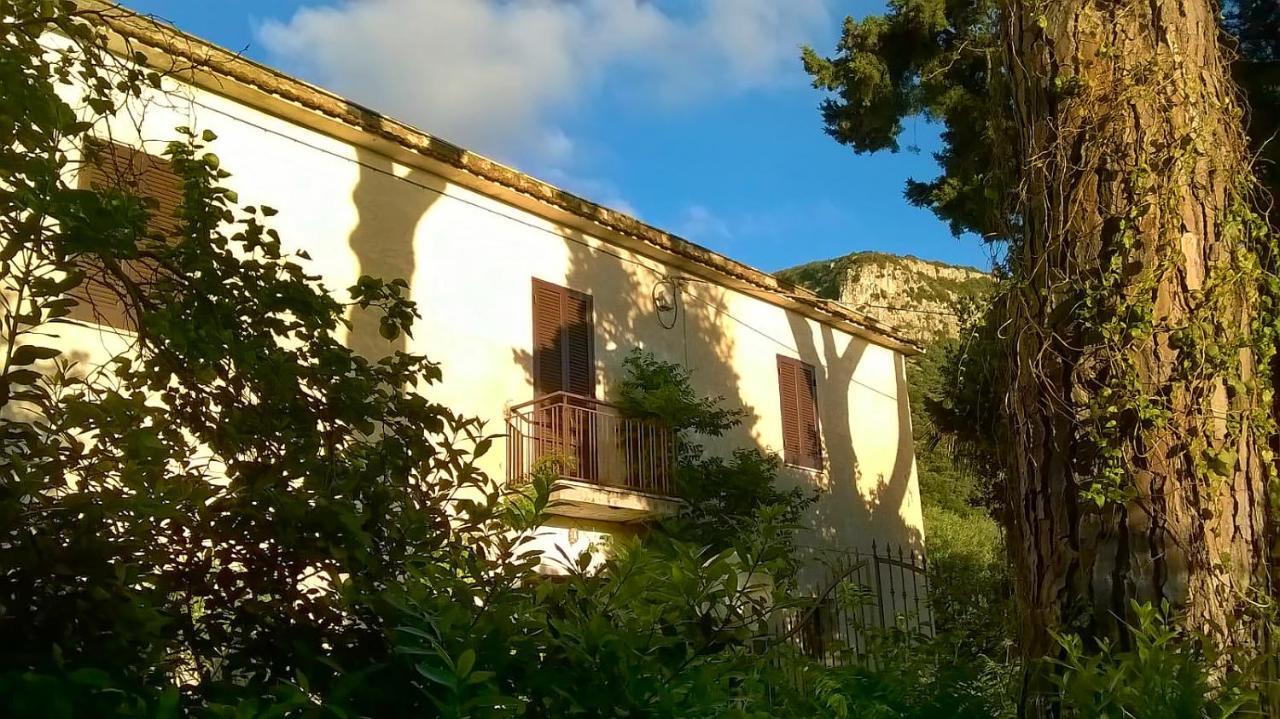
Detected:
left=52, top=4, right=926, bottom=577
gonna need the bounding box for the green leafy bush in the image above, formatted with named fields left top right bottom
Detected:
left=615, top=348, right=815, bottom=556
left=810, top=625, right=1017, bottom=719
left=385, top=530, right=809, bottom=718
left=904, top=316, right=1013, bottom=658
left=1050, top=602, right=1265, bottom=718
left=1, top=8, right=534, bottom=712
left=922, top=505, right=1012, bottom=658
left=614, top=348, right=746, bottom=444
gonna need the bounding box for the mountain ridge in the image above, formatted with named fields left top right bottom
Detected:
left=776, top=251, right=994, bottom=344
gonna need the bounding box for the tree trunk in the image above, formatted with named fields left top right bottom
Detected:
left=1000, top=0, right=1273, bottom=688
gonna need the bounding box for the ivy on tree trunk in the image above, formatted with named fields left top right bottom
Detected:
left=1001, top=0, right=1274, bottom=672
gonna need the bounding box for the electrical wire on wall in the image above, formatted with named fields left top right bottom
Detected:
left=680, top=280, right=689, bottom=367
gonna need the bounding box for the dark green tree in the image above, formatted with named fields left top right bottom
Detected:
left=803, top=0, right=1279, bottom=239
left=801, top=0, right=1009, bottom=241
left=1226, top=0, right=1280, bottom=219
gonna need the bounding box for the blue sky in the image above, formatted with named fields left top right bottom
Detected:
left=118, top=1, right=992, bottom=272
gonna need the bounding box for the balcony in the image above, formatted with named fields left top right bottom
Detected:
left=505, top=392, right=680, bottom=522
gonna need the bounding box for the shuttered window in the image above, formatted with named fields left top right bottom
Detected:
left=532, top=278, right=595, bottom=398
left=777, top=355, right=822, bottom=469
left=71, top=141, right=182, bottom=329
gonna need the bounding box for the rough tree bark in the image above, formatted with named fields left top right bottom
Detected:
left=1001, top=0, right=1273, bottom=679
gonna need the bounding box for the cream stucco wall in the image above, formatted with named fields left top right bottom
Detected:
left=40, top=35, right=925, bottom=567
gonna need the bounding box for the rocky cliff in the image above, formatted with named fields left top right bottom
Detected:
left=775, top=252, right=993, bottom=344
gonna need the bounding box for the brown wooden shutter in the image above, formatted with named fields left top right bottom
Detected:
left=533, top=279, right=566, bottom=395
left=562, top=289, right=593, bottom=397
left=778, top=355, right=822, bottom=469
left=79, top=141, right=183, bottom=236
left=778, top=357, right=802, bottom=465
left=532, top=278, right=595, bottom=398
left=797, top=361, right=822, bottom=468
left=70, top=142, right=181, bottom=328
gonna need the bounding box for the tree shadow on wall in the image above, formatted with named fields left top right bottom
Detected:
left=509, top=225, right=759, bottom=447
left=507, top=224, right=760, bottom=545
left=786, top=312, right=923, bottom=557
left=346, top=148, right=441, bottom=358
left=504, top=211, right=924, bottom=564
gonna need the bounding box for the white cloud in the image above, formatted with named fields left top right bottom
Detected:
left=668, top=198, right=858, bottom=252
left=704, top=0, right=832, bottom=87
left=536, top=127, right=576, bottom=166
left=674, top=204, right=732, bottom=244
left=256, top=0, right=831, bottom=165
left=541, top=167, right=639, bottom=218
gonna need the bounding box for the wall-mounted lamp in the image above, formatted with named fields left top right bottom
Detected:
left=654, top=289, right=675, bottom=313
left=653, top=278, right=680, bottom=330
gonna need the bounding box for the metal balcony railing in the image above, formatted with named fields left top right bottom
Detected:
left=505, top=392, right=676, bottom=498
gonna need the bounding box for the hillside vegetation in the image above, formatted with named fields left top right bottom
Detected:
left=776, top=252, right=993, bottom=343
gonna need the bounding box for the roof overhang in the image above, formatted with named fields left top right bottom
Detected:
left=72, top=1, right=926, bottom=357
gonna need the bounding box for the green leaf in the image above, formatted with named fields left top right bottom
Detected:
left=415, top=662, right=453, bottom=688
left=154, top=686, right=179, bottom=719
left=455, top=649, right=475, bottom=679
left=1206, top=448, right=1238, bottom=479
left=67, top=667, right=111, bottom=687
